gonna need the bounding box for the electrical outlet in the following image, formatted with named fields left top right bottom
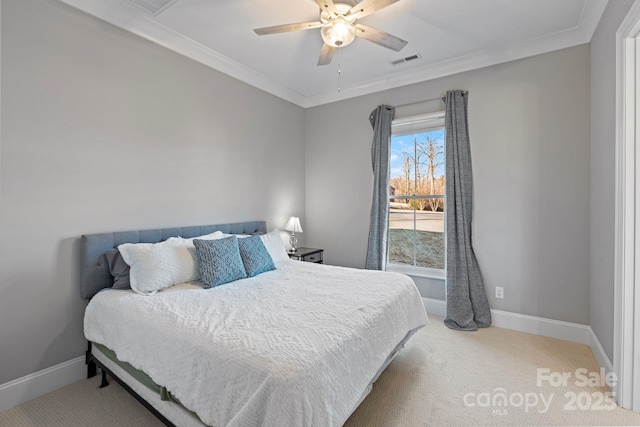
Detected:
left=495, top=287, right=504, bottom=299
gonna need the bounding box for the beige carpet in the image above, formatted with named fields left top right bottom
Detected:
left=2, top=316, right=639, bottom=427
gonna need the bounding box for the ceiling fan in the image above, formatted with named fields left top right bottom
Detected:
left=254, top=0, right=408, bottom=66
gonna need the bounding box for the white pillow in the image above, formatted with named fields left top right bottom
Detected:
left=119, top=231, right=224, bottom=295
left=222, top=233, right=250, bottom=239
left=173, top=230, right=224, bottom=243
left=260, top=229, right=290, bottom=263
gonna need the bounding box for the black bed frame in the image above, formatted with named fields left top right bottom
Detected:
left=86, top=342, right=176, bottom=427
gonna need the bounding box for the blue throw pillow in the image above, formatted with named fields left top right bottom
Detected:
left=194, top=236, right=247, bottom=288
left=238, top=235, right=276, bottom=277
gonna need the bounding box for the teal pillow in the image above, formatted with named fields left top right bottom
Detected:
left=194, top=236, right=247, bottom=288
left=238, top=235, right=276, bottom=277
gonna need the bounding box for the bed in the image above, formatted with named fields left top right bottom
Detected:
left=81, top=221, right=428, bottom=426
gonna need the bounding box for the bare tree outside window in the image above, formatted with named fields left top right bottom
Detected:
left=388, top=124, right=445, bottom=270
left=420, top=134, right=444, bottom=212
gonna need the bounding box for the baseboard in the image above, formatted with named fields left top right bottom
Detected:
left=422, top=298, right=612, bottom=380
left=422, top=298, right=591, bottom=344
left=490, top=309, right=591, bottom=345
left=0, top=356, right=86, bottom=413
left=588, top=328, right=614, bottom=375
left=422, top=297, right=446, bottom=317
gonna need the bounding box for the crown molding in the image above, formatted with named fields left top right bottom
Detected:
left=58, top=0, right=308, bottom=107
left=58, top=0, right=608, bottom=109
left=305, top=26, right=585, bottom=107
left=577, top=0, right=610, bottom=41
left=305, top=0, right=610, bottom=107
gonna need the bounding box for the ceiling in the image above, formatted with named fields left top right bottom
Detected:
left=59, top=0, right=609, bottom=108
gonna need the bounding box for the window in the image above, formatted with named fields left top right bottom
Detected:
left=388, top=112, right=445, bottom=277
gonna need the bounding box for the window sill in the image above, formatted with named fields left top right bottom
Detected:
left=387, top=264, right=446, bottom=280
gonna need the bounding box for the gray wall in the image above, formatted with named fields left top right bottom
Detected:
left=305, top=45, right=591, bottom=324
left=0, top=0, right=609, bottom=386
left=589, top=0, right=636, bottom=363
left=0, top=0, right=305, bottom=384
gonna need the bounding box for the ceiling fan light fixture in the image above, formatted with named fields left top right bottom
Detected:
left=321, top=17, right=356, bottom=48
left=254, top=0, right=406, bottom=66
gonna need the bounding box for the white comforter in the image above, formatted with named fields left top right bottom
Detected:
left=84, top=260, right=428, bottom=427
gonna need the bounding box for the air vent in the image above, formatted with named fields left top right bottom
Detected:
left=128, top=0, right=177, bottom=16
left=391, top=53, right=421, bottom=66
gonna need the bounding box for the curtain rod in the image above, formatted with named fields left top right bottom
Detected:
left=394, top=95, right=443, bottom=109
left=394, top=91, right=468, bottom=109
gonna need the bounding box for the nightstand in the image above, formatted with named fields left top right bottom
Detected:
left=288, top=247, right=324, bottom=264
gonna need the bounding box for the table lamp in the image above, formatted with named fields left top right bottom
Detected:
left=284, top=217, right=303, bottom=253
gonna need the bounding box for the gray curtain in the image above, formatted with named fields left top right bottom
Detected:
left=365, top=105, right=395, bottom=270
left=443, top=90, right=492, bottom=331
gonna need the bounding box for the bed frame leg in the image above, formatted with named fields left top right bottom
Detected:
left=86, top=342, right=97, bottom=379
left=99, top=369, right=109, bottom=388
left=87, top=360, right=97, bottom=379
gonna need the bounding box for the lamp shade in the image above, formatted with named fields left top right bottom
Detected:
left=284, top=217, right=303, bottom=233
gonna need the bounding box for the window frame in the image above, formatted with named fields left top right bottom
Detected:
left=387, top=111, right=446, bottom=280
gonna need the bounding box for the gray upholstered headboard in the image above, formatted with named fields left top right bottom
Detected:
left=80, top=221, right=267, bottom=299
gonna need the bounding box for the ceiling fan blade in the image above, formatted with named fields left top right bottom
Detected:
left=354, top=24, right=407, bottom=51
left=254, top=21, right=322, bottom=35
left=318, top=43, right=336, bottom=66
left=314, top=0, right=339, bottom=17
left=348, top=0, right=400, bottom=20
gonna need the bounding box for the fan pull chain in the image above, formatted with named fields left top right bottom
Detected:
left=337, top=46, right=342, bottom=93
